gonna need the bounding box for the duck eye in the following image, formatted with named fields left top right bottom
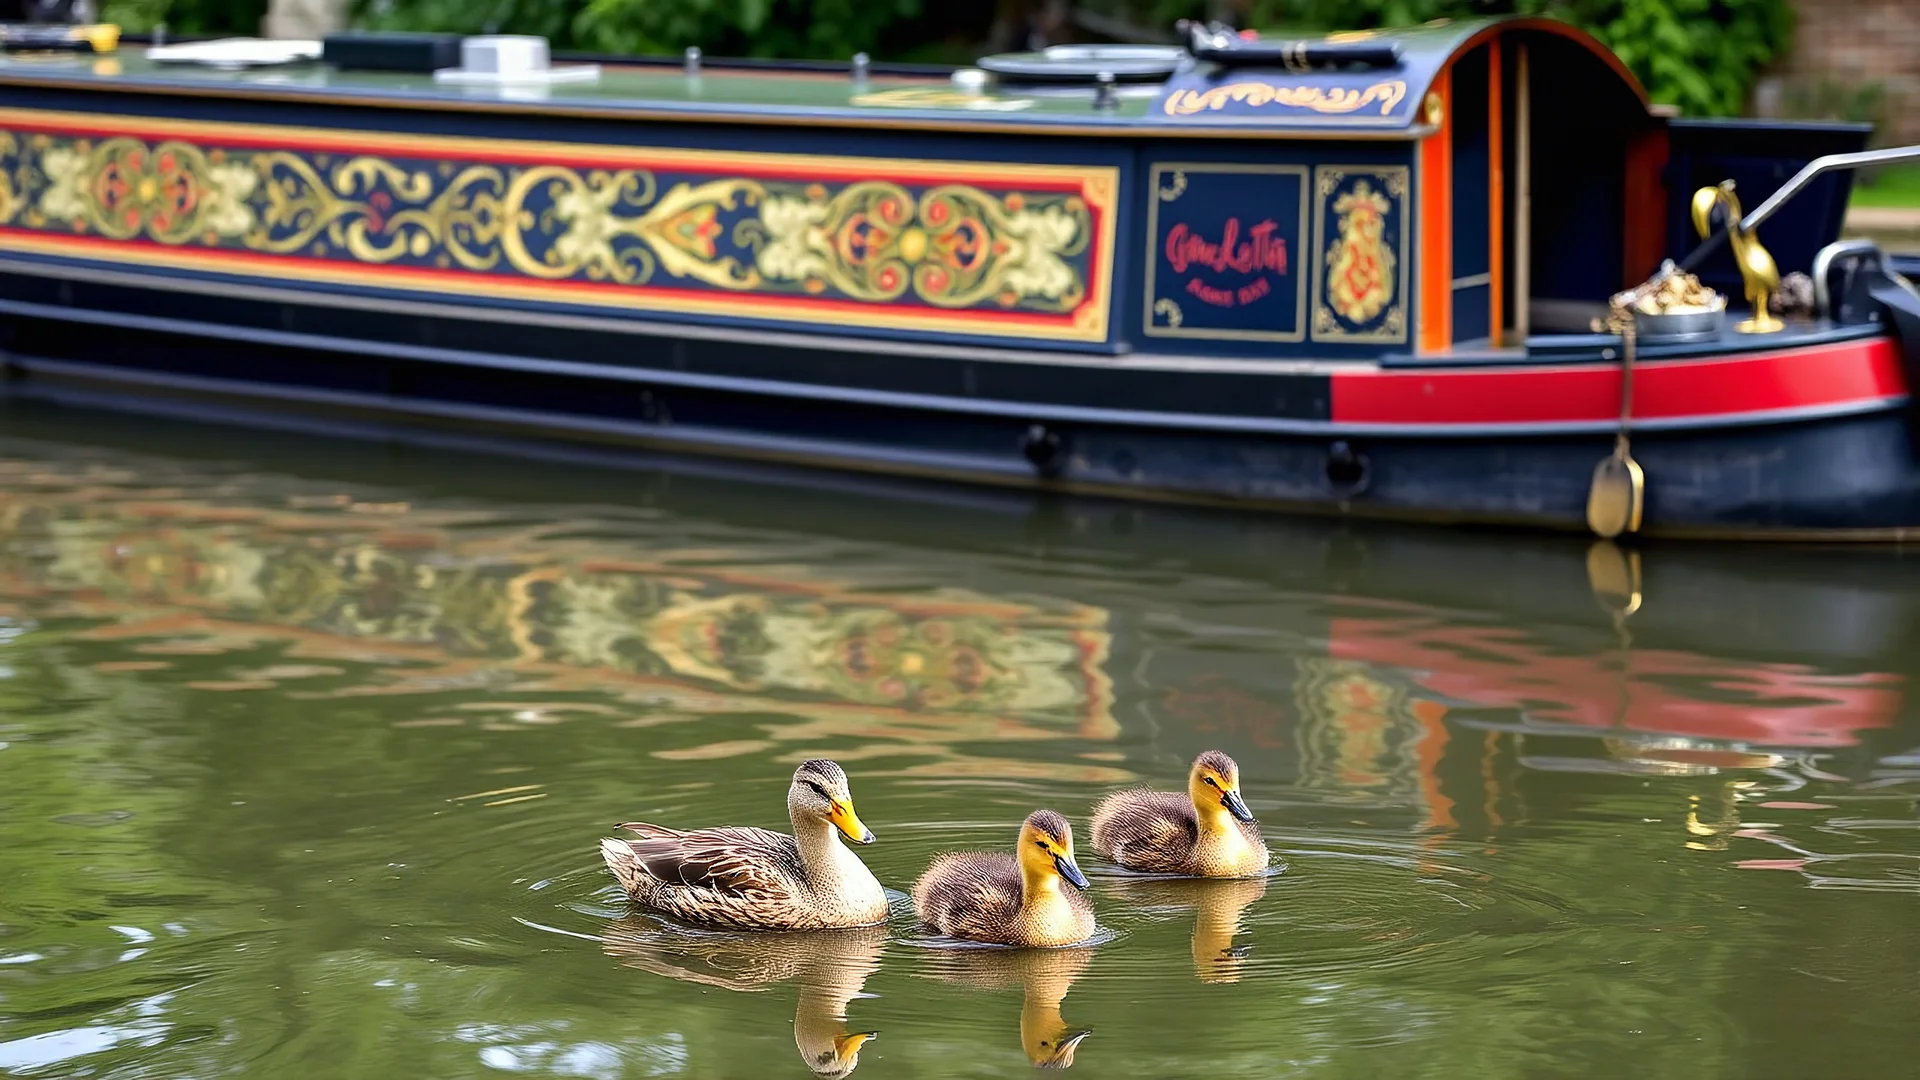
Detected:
left=1203, top=776, right=1220, bottom=788
left=805, top=780, right=830, bottom=799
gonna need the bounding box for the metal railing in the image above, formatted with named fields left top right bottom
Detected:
left=1680, top=143, right=1920, bottom=274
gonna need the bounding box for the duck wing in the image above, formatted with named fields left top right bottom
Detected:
left=1090, top=790, right=1197, bottom=872
left=611, top=822, right=802, bottom=901
left=912, top=852, right=1021, bottom=937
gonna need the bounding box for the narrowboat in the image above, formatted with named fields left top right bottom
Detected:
left=0, top=16, right=1917, bottom=540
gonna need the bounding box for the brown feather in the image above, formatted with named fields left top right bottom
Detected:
left=912, top=851, right=1094, bottom=948
left=600, top=759, right=887, bottom=931
left=1089, top=786, right=1267, bottom=877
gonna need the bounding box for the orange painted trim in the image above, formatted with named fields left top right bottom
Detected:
left=1622, top=125, right=1670, bottom=287
left=1488, top=39, right=1505, bottom=346
left=1437, top=18, right=1649, bottom=111
left=1417, top=68, right=1453, bottom=354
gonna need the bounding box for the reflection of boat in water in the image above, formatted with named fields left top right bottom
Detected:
left=918, top=945, right=1094, bottom=1069
left=0, top=449, right=1118, bottom=762
left=1099, top=875, right=1267, bottom=984
left=601, top=917, right=884, bottom=1078
left=0, top=407, right=1915, bottom=817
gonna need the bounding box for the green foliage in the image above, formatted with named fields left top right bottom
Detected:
left=355, top=0, right=587, bottom=46
left=348, top=0, right=919, bottom=59
left=1105, top=0, right=1793, bottom=117
left=573, top=0, right=922, bottom=59
left=105, top=0, right=1790, bottom=118
left=101, top=0, right=268, bottom=34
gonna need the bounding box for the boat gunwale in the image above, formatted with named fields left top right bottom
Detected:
left=10, top=357, right=1920, bottom=544
left=0, top=67, right=1438, bottom=140
left=0, top=282, right=1902, bottom=440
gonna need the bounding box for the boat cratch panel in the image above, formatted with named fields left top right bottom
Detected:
left=0, top=109, right=1118, bottom=342
left=1144, top=163, right=1309, bottom=341
left=1312, top=165, right=1409, bottom=343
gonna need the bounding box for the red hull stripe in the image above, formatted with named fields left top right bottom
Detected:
left=1332, top=338, right=1908, bottom=427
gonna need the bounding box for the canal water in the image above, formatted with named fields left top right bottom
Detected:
left=0, top=399, right=1915, bottom=1079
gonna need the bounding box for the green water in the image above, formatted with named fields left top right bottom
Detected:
left=0, top=403, right=1916, bottom=1079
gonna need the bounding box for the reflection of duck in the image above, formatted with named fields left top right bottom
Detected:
left=601, top=916, right=884, bottom=1078
left=600, top=759, right=887, bottom=930
left=1090, top=751, right=1268, bottom=877
left=1104, top=875, right=1268, bottom=983
left=922, top=944, right=1095, bottom=1068
left=913, top=810, right=1095, bottom=947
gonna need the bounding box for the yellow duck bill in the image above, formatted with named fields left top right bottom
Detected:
left=831, top=802, right=876, bottom=845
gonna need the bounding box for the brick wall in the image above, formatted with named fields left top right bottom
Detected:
left=1761, top=0, right=1920, bottom=143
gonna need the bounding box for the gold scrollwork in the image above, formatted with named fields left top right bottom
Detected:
left=849, top=87, right=1035, bottom=113
left=1310, top=165, right=1408, bottom=344
left=1156, top=170, right=1187, bottom=202
left=1151, top=297, right=1183, bottom=328
left=1163, top=79, right=1407, bottom=119
left=0, top=131, right=15, bottom=225
left=4, top=128, right=1098, bottom=316
left=736, top=180, right=1089, bottom=310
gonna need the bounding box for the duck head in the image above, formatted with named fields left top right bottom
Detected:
left=1189, top=751, right=1255, bottom=824
left=1018, top=809, right=1089, bottom=890
left=788, top=759, right=875, bottom=845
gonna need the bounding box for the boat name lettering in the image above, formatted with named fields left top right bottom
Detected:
left=1162, top=79, right=1406, bottom=118
left=1165, top=218, right=1288, bottom=276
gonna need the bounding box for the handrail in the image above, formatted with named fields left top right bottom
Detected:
left=1810, top=238, right=1880, bottom=318
left=1679, top=143, right=1920, bottom=274
left=1741, top=144, right=1920, bottom=233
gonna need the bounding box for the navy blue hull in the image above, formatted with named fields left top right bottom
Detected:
left=4, top=274, right=1919, bottom=539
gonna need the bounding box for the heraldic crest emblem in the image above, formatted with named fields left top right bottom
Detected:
left=1324, top=179, right=1395, bottom=324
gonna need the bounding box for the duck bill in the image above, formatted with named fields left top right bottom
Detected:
left=829, top=801, right=875, bottom=845
left=1053, top=853, right=1090, bottom=889
left=833, top=1031, right=877, bottom=1058
left=1039, top=1030, right=1091, bottom=1069
left=1221, top=789, right=1256, bottom=823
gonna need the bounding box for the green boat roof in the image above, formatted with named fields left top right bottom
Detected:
left=0, top=17, right=1645, bottom=138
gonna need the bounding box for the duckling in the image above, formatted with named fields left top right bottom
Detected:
left=1089, top=751, right=1268, bottom=877
left=912, top=810, right=1095, bottom=948
left=600, top=758, right=887, bottom=931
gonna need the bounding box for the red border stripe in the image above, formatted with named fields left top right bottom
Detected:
left=0, top=227, right=1096, bottom=327
left=0, top=113, right=1093, bottom=192
left=1332, top=338, right=1907, bottom=426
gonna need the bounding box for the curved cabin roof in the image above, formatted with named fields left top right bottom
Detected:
left=1150, top=17, right=1648, bottom=134
left=0, top=16, right=1647, bottom=138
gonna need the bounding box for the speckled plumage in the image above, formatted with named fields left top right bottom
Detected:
left=912, top=810, right=1095, bottom=948
left=601, top=759, right=887, bottom=931
left=1090, top=752, right=1269, bottom=877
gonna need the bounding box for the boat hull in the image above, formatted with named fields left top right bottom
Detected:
left=4, top=268, right=1917, bottom=540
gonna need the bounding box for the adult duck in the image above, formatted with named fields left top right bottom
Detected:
left=601, top=758, right=887, bottom=931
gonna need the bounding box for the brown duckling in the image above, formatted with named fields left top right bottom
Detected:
left=600, top=758, right=887, bottom=931
left=912, top=810, right=1095, bottom=948
left=1089, top=751, right=1269, bottom=877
